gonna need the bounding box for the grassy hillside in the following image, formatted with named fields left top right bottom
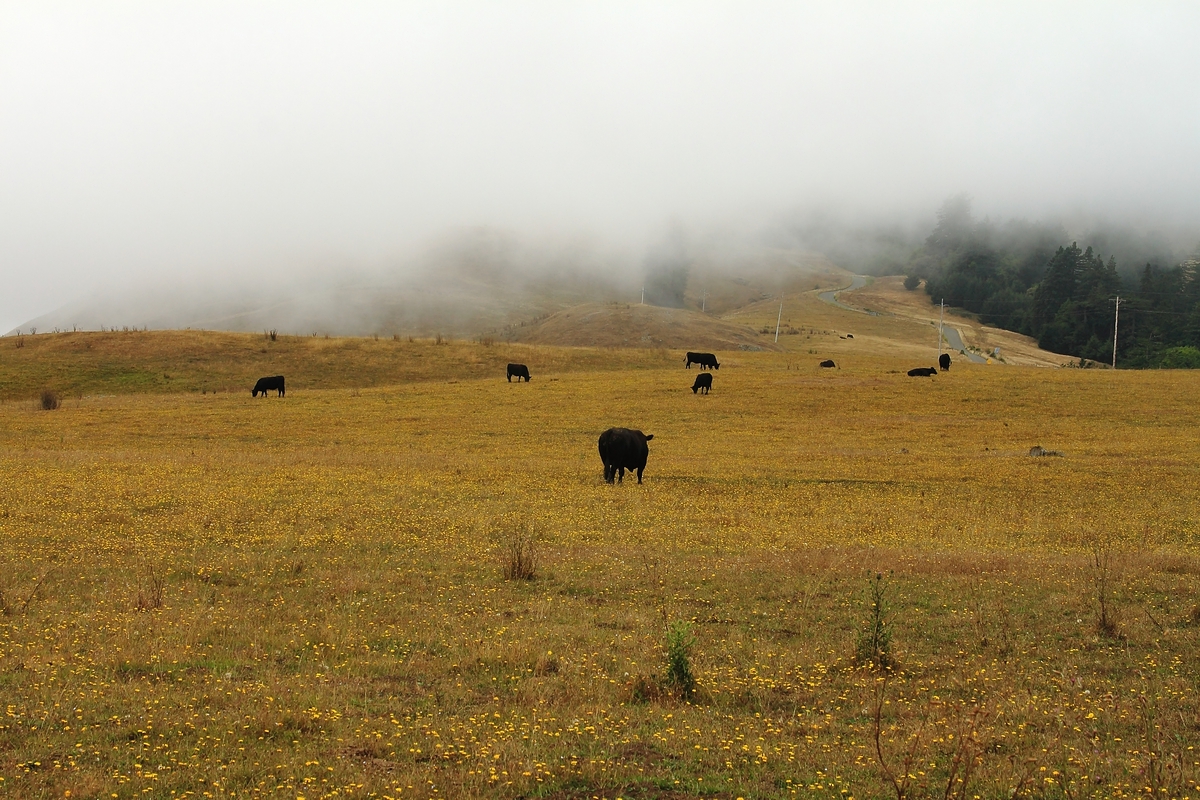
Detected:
left=510, top=303, right=781, bottom=351
left=0, top=329, right=683, bottom=402
left=2, top=338, right=1199, bottom=797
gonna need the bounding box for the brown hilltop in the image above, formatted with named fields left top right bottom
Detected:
left=506, top=302, right=780, bottom=351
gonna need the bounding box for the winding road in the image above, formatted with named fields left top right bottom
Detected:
left=941, top=326, right=988, bottom=364
left=817, top=276, right=871, bottom=313
left=818, top=274, right=989, bottom=364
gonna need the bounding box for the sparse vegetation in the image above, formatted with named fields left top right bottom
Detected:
left=39, top=388, right=60, bottom=410
left=134, top=567, right=165, bottom=611
left=856, top=572, right=894, bottom=669
left=1091, top=533, right=1122, bottom=638
left=501, top=524, right=537, bottom=581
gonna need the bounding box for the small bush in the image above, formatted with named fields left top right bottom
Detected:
left=268, top=329, right=277, bottom=341
left=502, top=526, right=537, bottom=581
left=534, top=651, right=559, bottom=676
left=135, top=570, right=165, bottom=612
left=40, top=389, right=61, bottom=410
left=856, top=573, right=894, bottom=670
left=1091, top=537, right=1121, bottom=638
left=15, top=336, right=24, bottom=349
left=626, top=673, right=662, bottom=703
left=903, top=274, right=921, bottom=291
left=664, top=620, right=697, bottom=700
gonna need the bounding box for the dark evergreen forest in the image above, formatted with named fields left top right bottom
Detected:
left=906, top=197, right=1200, bottom=368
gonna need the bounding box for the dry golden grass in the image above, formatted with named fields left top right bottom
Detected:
left=0, top=329, right=679, bottom=402
left=511, top=303, right=780, bottom=352
left=1, top=336, right=1199, bottom=799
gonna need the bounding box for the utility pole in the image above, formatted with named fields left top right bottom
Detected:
left=701, top=291, right=708, bottom=313
left=640, top=286, right=644, bottom=305
left=1111, top=296, right=1122, bottom=369
left=938, top=298, right=945, bottom=355
left=774, top=295, right=784, bottom=343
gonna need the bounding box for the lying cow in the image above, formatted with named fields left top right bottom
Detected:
left=691, top=373, right=712, bottom=394
left=939, top=353, right=951, bottom=371
left=598, top=427, right=654, bottom=484
left=507, top=363, right=531, bottom=382
left=819, top=359, right=836, bottom=368
left=907, top=367, right=937, bottom=377
left=252, top=375, right=285, bottom=397
left=685, top=352, right=720, bottom=370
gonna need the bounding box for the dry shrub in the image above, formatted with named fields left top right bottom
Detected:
left=40, top=389, right=61, bottom=410
left=533, top=652, right=559, bottom=676
left=135, top=570, right=165, bottom=612
left=501, top=525, right=538, bottom=581
left=1090, top=535, right=1121, bottom=638
left=624, top=673, right=662, bottom=703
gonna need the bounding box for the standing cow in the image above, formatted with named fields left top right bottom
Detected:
left=939, top=353, right=951, bottom=371
left=252, top=376, right=285, bottom=397
left=691, top=373, right=713, bottom=394
left=598, top=428, right=654, bottom=484
left=507, top=363, right=531, bottom=382
left=685, top=352, right=720, bottom=370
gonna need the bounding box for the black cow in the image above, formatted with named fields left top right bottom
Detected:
left=685, top=352, right=720, bottom=370
left=939, top=353, right=951, bottom=371
left=819, top=359, right=837, bottom=368
left=691, top=373, right=712, bottom=394
left=598, top=428, right=654, bottom=484
left=252, top=375, right=285, bottom=397
left=506, top=363, right=531, bottom=382
left=907, top=367, right=937, bottom=377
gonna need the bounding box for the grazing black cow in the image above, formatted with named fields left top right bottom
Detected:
left=506, top=363, right=531, bottom=382
left=691, top=373, right=713, bottom=394
left=819, top=359, right=836, bottom=368
left=907, top=367, right=937, bottom=377
left=598, top=428, right=654, bottom=484
left=939, top=353, right=951, bottom=371
left=252, top=375, right=285, bottom=397
left=685, top=352, right=720, bottom=370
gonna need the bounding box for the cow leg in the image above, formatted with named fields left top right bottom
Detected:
left=636, top=467, right=643, bottom=484
left=617, top=467, right=625, bottom=483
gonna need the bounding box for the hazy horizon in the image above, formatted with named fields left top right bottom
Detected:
left=3, top=3, right=1199, bottom=333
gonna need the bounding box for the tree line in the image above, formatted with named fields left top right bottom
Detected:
left=906, top=197, right=1200, bottom=368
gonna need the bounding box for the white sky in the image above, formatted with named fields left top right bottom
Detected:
left=2, top=2, right=1199, bottom=332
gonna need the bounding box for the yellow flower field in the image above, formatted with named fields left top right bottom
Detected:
left=1, top=337, right=1198, bottom=798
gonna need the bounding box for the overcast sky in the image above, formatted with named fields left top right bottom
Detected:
left=2, top=2, right=1199, bottom=332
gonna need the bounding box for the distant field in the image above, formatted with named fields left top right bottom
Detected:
left=1, top=336, right=1198, bottom=799
left=0, top=330, right=680, bottom=402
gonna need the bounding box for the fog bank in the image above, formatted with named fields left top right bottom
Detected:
left=3, top=3, right=1199, bottom=332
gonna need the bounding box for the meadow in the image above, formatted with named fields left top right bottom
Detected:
left=1, top=332, right=1199, bottom=799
